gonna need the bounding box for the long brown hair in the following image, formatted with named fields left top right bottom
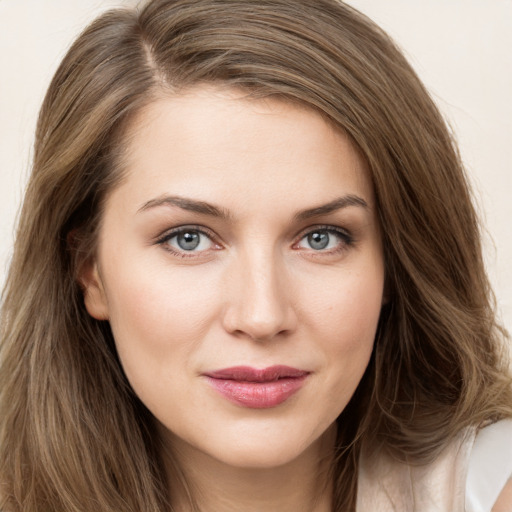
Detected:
left=1, top=1, right=511, bottom=510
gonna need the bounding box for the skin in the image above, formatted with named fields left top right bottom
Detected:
left=81, top=86, right=385, bottom=511
left=493, top=478, right=512, bottom=512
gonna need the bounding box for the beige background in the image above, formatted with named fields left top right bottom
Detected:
left=1, top=0, right=511, bottom=331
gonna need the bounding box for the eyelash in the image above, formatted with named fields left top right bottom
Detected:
left=294, top=225, right=354, bottom=257
left=155, top=224, right=354, bottom=258
left=156, top=225, right=220, bottom=259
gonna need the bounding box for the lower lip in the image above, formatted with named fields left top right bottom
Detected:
left=205, top=376, right=308, bottom=408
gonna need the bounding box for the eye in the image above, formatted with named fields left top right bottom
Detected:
left=157, top=227, right=219, bottom=256
left=296, top=227, right=352, bottom=252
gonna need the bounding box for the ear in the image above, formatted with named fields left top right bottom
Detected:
left=78, top=258, right=110, bottom=321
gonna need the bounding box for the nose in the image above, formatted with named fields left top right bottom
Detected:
left=221, top=248, right=297, bottom=341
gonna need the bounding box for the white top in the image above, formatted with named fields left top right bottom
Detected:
left=357, top=419, right=512, bottom=511
left=466, top=418, right=512, bottom=512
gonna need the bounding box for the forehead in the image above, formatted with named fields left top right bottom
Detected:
left=113, top=86, right=374, bottom=216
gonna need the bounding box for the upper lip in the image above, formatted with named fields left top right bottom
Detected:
left=203, top=365, right=309, bottom=382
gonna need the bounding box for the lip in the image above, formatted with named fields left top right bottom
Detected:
left=203, top=365, right=310, bottom=409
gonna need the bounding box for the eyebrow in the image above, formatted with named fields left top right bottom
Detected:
left=293, top=195, right=368, bottom=221
left=138, top=194, right=368, bottom=220
left=138, top=195, right=232, bottom=220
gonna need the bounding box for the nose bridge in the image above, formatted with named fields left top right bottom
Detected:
left=223, top=243, right=295, bottom=340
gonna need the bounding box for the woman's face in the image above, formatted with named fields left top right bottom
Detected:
left=82, top=86, right=385, bottom=469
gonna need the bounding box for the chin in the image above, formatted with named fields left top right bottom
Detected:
left=213, top=442, right=311, bottom=470
left=205, top=422, right=334, bottom=470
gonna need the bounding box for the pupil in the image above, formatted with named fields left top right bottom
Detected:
left=308, top=231, right=329, bottom=250
left=177, top=231, right=200, bottom=250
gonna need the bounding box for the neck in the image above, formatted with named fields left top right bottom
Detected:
left=160, top=426, right=336, bottom=512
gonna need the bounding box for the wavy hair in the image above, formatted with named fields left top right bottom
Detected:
left=1, top=1, right=511, bottom=510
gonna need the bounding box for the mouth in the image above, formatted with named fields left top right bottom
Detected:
left=203, top=365, right=310, bottom=409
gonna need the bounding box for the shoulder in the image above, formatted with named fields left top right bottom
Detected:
left=357, top=426, right=475, bottom=511
left=357, top=420, right=512, bottom=512
left=491, top=480, right=512, bottom=512
left=466, top=419, right=512, bottom=512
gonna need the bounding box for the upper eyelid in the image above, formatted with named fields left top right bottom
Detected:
left=294, top=224, right=352, bottom=240
left=155, top=224, right=217, bottom=243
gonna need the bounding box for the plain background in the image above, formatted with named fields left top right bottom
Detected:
left=0, top=0, right=511, bottom=332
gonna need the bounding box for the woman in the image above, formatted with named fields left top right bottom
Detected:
left=1, top=1, right=511, bottom=511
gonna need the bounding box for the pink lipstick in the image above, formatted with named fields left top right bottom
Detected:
left=203, top=365, right=309, bottom=408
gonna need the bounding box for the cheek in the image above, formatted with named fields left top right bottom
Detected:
left=304, top=265, right=384, bottom=341
left=100, top=256, right=223, bottom=382
left=300, top=264, right=383, bottom=393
